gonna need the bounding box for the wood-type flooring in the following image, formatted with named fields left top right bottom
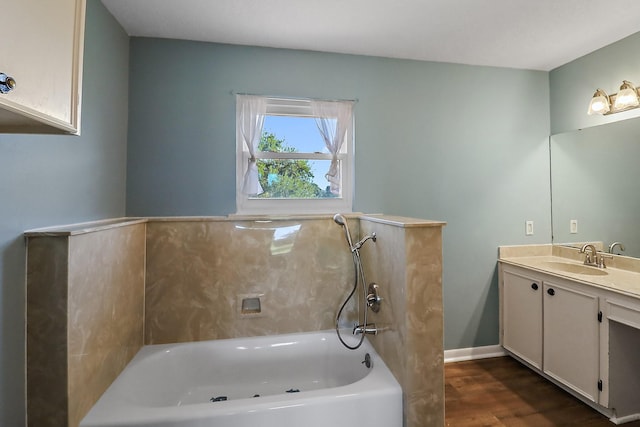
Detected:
left=445, top=356, right=640, bottom=427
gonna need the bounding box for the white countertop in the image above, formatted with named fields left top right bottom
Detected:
left=500, top=255, right=640, bottom=299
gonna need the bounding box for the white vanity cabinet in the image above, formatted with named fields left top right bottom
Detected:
left=542, top=280, right=600, bottom=402
left=500, top=254, right=640, bottom=423
left=502, top=268, right=542, bottom=368
left=0, top=0, right=85, bottom=134
left=501, top=265, right=602, bottom=404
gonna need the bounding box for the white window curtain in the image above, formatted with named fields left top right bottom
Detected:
left=311, top=100, right=354, bottom=195
left=237, top=95, right=267, bottom=195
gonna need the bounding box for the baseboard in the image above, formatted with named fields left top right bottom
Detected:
left=610, top=413, right=640, bottom=425
left=444, top=345, right=507, bottom=363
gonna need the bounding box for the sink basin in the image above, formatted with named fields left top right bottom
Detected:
left=541, top=261, right=608, bottom=276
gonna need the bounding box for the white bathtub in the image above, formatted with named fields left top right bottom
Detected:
left=80, top=331, right=402, bottom=427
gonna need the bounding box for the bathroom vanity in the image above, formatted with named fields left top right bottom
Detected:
left=499, top=245, right=640, bottom=424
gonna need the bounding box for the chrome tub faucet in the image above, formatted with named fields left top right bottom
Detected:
left=353, top=323, right=378, bottom=336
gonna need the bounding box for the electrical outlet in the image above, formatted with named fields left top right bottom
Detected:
left=570, top=219, right=578, bottom=234
left=526, top=220, right=534, bottom=236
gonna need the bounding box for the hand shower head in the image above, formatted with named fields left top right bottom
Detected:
left=333, top=213, right=347, bottom=226
left=333, top=214, right=354, bottom=249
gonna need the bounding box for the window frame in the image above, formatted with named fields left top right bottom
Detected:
left=235, top=96, right=354, bottom=215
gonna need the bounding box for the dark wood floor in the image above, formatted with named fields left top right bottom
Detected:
left=445, top=356, right=640, bottom=427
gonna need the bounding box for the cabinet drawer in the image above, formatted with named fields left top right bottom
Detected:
left=607, top=299, right=640, bottom=330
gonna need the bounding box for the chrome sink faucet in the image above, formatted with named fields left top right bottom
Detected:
left=580, top=244, right=598, bottom=266
left=580, top=243, right=613, bottom=268
left=608, top=241, right=625, bottom=255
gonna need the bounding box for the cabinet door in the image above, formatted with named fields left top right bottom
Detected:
left=0, top=0, right=84, bottom=133
left=502, top=268, right=543, bottom=368
left=543, top=281, right=600, bottom=402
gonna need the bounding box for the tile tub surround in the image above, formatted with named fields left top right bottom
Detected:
left=24, top=214, right=446, bottom=427
left=144, top=217, right=357, bottom=343
left=25, top=221, right=146, bottom=427
left=360, top=216, right=446, bottom=427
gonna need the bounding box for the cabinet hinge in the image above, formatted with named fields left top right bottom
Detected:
left=598, top=311, right=603, bottom=322
left=598, top=379, right=603, bottom=392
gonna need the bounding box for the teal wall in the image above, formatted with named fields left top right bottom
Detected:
left=0, top=1, right=129, bottom=425
left=126, top=38, right=552, bottom=351
left=550, top=31, right=640, bottom=134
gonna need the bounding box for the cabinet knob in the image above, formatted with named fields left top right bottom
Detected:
left=547, top=288, right=555, bottom=296
left=531, top=283, right=539, bottom=291
left=0, top=73, right=16, bottom=94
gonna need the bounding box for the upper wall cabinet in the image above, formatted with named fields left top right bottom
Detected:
left=0, top=0, right=85, bottom=134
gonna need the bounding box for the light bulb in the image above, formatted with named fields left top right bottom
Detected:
left=587, top=89, right=610, bottom=115
left=613, top=81, right=639, bottom=110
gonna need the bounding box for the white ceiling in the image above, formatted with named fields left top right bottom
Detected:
left=101, top=0, right=640, bottom=71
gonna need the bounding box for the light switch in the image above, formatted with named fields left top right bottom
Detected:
left=526, top=221, right=534, bottom=236
left=570, top=219, right=578, bottom=234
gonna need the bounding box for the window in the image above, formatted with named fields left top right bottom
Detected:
left=236, top=96, right=354, bottom=214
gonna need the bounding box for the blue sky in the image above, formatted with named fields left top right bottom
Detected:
left=263, top=115, right=330, bottom=187
left=263, top=115, right=327, bottom=153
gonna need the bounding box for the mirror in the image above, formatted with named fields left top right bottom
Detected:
left=550, top=117, right=640, bottom=258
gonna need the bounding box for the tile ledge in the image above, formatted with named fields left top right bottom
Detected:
left=24, top=218, right=147, bottom=237
left=24, top=213, right=447, bottom=236
left=360, top=214, right=446, bottom=228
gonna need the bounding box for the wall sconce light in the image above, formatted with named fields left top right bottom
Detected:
left=587, top=89, right=610, bottom=115
left=588, top=80, right=640, bottom=115
left=613, top=80, right=639, bottom=110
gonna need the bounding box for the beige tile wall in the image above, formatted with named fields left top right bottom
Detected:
left=26, top=237, right=70, bottom=426
left=360, top=219, right=445, bottom=427
left=67, top=226, right=146, bottom=427
left=26, top=223, right=146, bottom=427
left=144, top=218, right=355, bottom=343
